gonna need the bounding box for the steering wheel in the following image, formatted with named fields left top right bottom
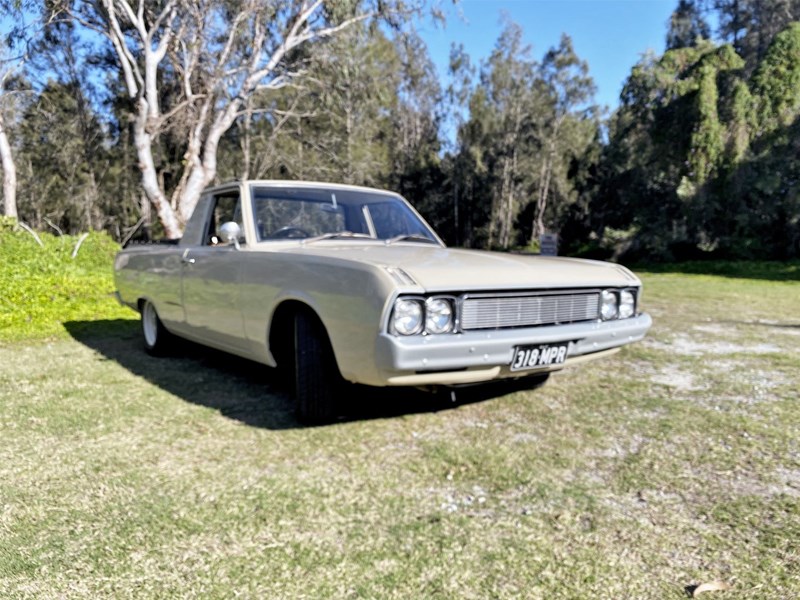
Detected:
left=266, top=226, right=311, bottom=239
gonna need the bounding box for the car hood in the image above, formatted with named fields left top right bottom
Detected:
left=278, top=243, right=640, bottom=291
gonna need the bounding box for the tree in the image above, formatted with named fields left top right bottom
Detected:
left=266, top=24, right=399, bottom=185
left=17, top=80, right=109, bottom=232
left=481, top=20, right=538, bottom=249
left=55, top=0, right=421, bottom=238
left=667, top=0, right=711, bottom=49
left=530, top=34, right=597, bottom=243
left=443, top=22, right=600, bottom=251
left=0, top=1, right=31, bottom=220
left=0, top=59, right=18, bottom=219
left=714, top=0, right=800, bottom=67
left=752, top=21, right=800, bottom=129
left=595, top=16, right=800, bottom=261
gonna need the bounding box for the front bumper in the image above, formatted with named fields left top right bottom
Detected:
left=374, top=313, right=652, bottom=386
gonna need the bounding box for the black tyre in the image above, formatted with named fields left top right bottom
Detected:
left=141, top=300, right=174, bottom=356
left=293, top=310, right=340, bottom=424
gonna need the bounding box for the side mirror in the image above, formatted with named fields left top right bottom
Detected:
left=218, top=221, right=242, bottom=250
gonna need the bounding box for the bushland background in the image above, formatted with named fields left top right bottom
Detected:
left=1, top=0, right=799, bottom=260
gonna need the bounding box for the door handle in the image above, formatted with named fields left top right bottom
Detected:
left=182, top=256, right=196, bottom=264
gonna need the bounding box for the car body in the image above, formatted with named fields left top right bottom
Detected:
left=115, top=180, right=652, bottom=421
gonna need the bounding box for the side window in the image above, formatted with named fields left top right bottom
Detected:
left=206, top=194, right=243, bottom=246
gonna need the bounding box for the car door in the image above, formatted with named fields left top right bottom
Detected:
left=181, top=191, right=247, bottom=352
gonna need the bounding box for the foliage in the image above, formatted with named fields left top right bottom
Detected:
left=3, top=2, right=800, bottom=261
left=444, top=23, right=600, bottom=250
left=594, top=19, right=800, bottom=261
left=36, top=0, right=428, bottom=239
left=0, top=229, right=133, bottom=342
left=714, top=0, right=800, bottom=70
left=752, top=22, right=800, bottom=129
left=0, top=214, right=17, bottom=232
left=17, top=81, right=110, bottom=232
left=666, top=0, right=711, bottom=50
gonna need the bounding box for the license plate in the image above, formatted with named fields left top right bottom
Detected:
left=510, top=343, right=569, bottom=372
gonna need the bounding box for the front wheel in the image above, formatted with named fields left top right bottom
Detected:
left=141, top=300, right=173, bottom=356
left=293, top=311, right=340, bottom=424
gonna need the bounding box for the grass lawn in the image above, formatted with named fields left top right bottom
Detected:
left=1, top=232, right=798, bottom=598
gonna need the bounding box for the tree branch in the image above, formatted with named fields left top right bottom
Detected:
left=17, top=222, right=43, bottom=246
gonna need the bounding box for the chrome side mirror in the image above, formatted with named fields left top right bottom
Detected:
left=218, top=221, right=242, bottom=250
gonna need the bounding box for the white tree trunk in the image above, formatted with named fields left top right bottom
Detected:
left=0, top=112, right=17, bottom=219
left=132, top=100, right=182, bottom=238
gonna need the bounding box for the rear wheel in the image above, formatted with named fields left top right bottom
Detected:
left=293, top=310, right=340, bottom=424
left=141, top=300, right=173, bottom=356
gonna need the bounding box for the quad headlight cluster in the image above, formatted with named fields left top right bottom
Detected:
left=391, top=297, right=455, bottom=336
left=600, top=289, right=637, bottom=321
left=390, top=288, right=638, bottom=336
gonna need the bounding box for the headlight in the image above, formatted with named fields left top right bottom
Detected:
left=425, top=298, right=454, bottom=334
left=600, top=290, right=619, bottom=321
left=619, top=290, right=636, bottom=319
left=392, top=299, right=424, bottom=335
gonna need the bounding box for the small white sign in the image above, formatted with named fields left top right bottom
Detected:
left=540, top=233, right=559, bottom=256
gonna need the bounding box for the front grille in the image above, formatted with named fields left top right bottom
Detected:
left=460, top=291, right=600, bottom=330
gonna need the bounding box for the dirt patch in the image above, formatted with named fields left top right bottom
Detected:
left=633, top=362, right=704, bottom=392
left=645, top=335, right=781, bottom=356
left=650, top=365, right=704, bottom=391
left=692, top=323, right=734, bottom=336
left=723, top=468, right=800, bottom=499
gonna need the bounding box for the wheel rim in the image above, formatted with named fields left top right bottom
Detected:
left=142, top=302, right=158, bottom=347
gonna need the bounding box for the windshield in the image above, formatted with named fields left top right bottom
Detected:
left=250, top=186, right=441, bottom=244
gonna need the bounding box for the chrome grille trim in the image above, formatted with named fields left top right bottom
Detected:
left=460, top=290, right=600, bottom=330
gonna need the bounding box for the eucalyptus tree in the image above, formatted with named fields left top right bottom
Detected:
left=53, top=0, right=425, bottom=238
left=0, top=53, right=19, bottom=219
left=444, top=43, right=487, bottom=247
left=530, top=34, right=597, bottom=244
left=386, top=32, right=445, bottom=228
left=447, top=23, right=598, bottom=250
left=477, top=20, right=539, bottom=249
left=215, top=22, right=440, bottom=197
left=269, top=24, right=400, bottom=186
left=713, top=0, right=800, bottom=67
left=0, top=0, right=38, bottom=219
left=667, top=0, right=711, bottom=49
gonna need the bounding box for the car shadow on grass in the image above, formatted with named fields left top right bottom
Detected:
left=64, top=319, right=547, bottom=429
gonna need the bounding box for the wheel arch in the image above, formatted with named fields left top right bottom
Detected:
left=136, top=295, right=161, bottom=314
left=268, top=299, right=340, bottom=374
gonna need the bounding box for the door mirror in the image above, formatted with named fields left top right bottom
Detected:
left=218, top=221, right=242, bottom=249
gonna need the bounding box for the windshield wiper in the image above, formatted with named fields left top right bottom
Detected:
left=384, top=234, right=439, bottom=245
left=301, top=231, right=374, bottom=245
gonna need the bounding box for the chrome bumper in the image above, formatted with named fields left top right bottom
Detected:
left=374, top=313, right=652, bottom=386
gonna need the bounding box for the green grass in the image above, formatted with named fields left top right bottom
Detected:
left=632, top=259, right=800, bottom=281
left=1, top=242, right=799, bottom=598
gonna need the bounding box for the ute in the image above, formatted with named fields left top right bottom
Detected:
left=115, top=181, right=652, bottom=422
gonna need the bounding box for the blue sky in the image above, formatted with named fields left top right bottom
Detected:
left=418, top=0, right=678, bottom=110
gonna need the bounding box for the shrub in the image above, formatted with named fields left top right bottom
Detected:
left=0, top=229, right=135, bottom=342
